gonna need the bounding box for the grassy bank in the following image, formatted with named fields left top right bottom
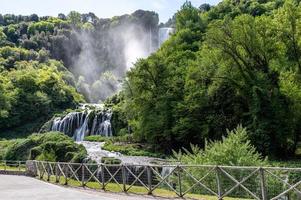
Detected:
left=39, top=174, right=249, bottom=200
left=84, top=135, right=163, bottom=158
left=0, top=164, right=26, bottom=171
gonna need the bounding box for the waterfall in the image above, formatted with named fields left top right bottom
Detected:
left=158, top=27, right=174, bottom=47
left=51, top=104, right=113, bottom=141
left=73, top=111, right=91, bottom=141
left=161, top=166, right=174, bottom=178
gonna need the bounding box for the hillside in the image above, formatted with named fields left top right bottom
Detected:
left=116, top=0, right=301, bottom=158
left=0, top=10, right=158, bottom=137
left=1, top=0, right=301, bottom=161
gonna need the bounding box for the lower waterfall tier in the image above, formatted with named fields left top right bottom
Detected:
left=51, top=106, right=113, bottom=141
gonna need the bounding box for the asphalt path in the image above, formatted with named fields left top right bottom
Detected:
left=0, top=175, right=169, bottom=200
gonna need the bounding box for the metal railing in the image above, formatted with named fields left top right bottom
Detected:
left=30, top=160, right=301, bottom=200
left=0, top=160, right=27, bottom=172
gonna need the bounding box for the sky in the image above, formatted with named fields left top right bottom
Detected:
left=0, top=0, right=221, bottom=22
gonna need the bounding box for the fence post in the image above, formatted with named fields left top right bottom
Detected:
left=35, top=161, right=41, bottom=179
left=178, top=166, right=183, bottom=197
left=18, top=161, right=21, bottom=171
left=147, top=166, right=152, bottom=194
left=260, top=168, right=267, bottom=200
left=101, top=164, right=105, bottom=190
left=82, top=164, right=85, bottom=187
left=4, top=160, right=6, bottom=171
left=64, top=164, right=68, bottom=185
left=47, top=162, right=50, bottom=181
left=216, top=166, right=222, bottom=200
left=122, top=165, right=127, bottom=192
left=39, top=162, right=43, bottom=179
left=55, top=163, right=59, bottom=183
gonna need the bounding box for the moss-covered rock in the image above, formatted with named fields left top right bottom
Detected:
left=101, top=157, right=121, bottom=165
left=4, top=132, right=87, bottom=162
left=105, top=94, right=129, bottom=136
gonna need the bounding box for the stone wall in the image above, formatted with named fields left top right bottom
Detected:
left=25, top=160, right=37, bottom=177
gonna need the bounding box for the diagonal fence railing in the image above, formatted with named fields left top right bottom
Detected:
left=26, top=160, right=301, bottom=200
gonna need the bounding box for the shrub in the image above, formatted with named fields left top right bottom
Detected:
left=4, top=132, right=87, bottom=162
left=84, top=135, right=110, bottom=142
left=102, top=140, right=162, bottom=157
left=173, top=125, right=266, bottom=166
left=171, top=125, right=266, bottom=196
left=0, top=139, right=18, bottom=160
left=101, top=157, right=121, bottom=165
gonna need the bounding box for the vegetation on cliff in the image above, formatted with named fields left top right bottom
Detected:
left=117, top=0, right=301, bottom=158
left=3, top=132, right=87, bottom=162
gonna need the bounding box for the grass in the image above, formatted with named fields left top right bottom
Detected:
left=0, top=164, right=26, bottom=171
left=269, top=159, right=301, bottom=168
left=38, top=174, right=250, bottom=200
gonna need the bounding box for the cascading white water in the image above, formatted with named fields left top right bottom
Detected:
left=51, top=104, right=113, bottom=141
left=73, top=111, right=91, bottom=141
left=158, top=27, right=174, bottom=47
left=50, top=29, right=175, bottom=165
left=78, top=141, right=167, bottom=165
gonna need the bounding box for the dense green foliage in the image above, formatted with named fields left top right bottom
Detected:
left=0, top=11, right=159, bottom=103
left=0, top=139, right=15, bottom=160
left=0, top=54, right=83, bottom=135
left=1, top=0, right=301, bottom=162
left=4, top=132, right=87, bottom=162
left=119, top=0, right=301, bottom=158
left=170, top=126, right=294, bottom=199
left=167, top=126, right=265, bottom=197
left=0, top=10, right=158, bottom=137
left=173, top=125, right=265, bottom=166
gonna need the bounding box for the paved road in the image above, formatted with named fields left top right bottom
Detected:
left=0, top=175, right=168, bottom=200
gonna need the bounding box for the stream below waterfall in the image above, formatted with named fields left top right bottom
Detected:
left=77, top=141, right=167, bottom=165
left=38, top=26, right=175, bottom=168
left=47, top=103, right=172, bottom=166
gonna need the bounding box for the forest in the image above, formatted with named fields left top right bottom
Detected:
left=0, top=0, right=301, bottom=164
left=119, top=0, right=301, bottom=159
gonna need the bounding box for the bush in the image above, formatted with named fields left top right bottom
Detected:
left=101, top=157, right=121, bottom=164
left=171, top=125, right=266, bottom=196
left=102, top=140, right=162, bottom=157
left=84, top=135, right=110, bottom=142
left=173, top=125, right=266, bottom=166
left=4, top=132, right=87, bottom=162
left=0, top=139, right=17, bottom=160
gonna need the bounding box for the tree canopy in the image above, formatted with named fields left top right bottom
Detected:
left=120, top=0, right=301, bottom=158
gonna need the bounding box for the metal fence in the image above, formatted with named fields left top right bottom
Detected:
left=29, top=160, right=301, bottom=200
left=0, top=160, right=26, bottom=172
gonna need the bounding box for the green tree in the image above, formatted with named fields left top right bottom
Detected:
left=274, top=0, right=301, bottom=72
left=176, top=1, right=204, bottom=32
left=0, top=28, right=7, bottom=46
left=68, top=11, right=82, bottom=27
left=173, top=125, right=265, bottom=166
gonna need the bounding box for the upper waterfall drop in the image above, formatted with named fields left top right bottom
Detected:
left=51, top=104, right=113, bottom=141
left=158, top=27, right=174, bottom=47
left=50, top=27, right=174, bottom=142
